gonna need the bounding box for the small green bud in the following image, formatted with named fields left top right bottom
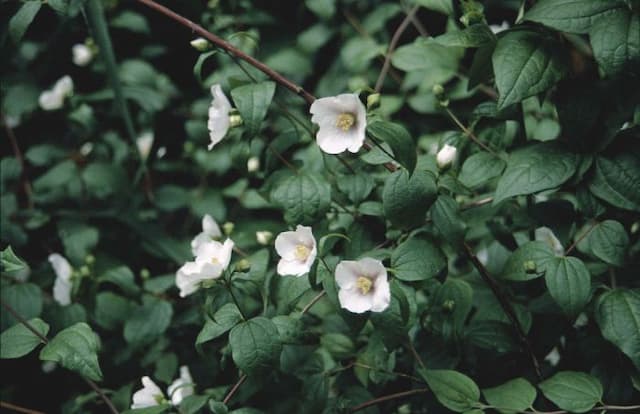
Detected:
left=255, top=231, right=273, bottom=245
left=207, top=0, right=219, bottom=8
left=229, top=114, right=243, bottom=128
left=432, top=84, right=445, bottom=97
left=140, top=268, right=151, bottom=280
left=183, top=141, right=195, bottom=154
left=71, top=270, right=81, bottom=279
left=190, top=37, right=210, bottom=51
left=201, top=279, right=217, bottom=288
left=80, top=265, right=90, bottom=277
left=85, top=254, right=95, bottom=265
left=524, top=260, right=537, bottom=273
left=223, top=222, right=235, bottom=235
left=442, top=299, right=456, bottom=312
left=367, top=93, right=381, bottom=110
left=236, top=258, right=251, bottom=271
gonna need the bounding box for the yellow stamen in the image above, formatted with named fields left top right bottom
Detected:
left=336, top=112, right=356, bottom=131
left=356, top=276, right=373, bottom=295
left=294, top=244, right=310, bottom=261
left=211, top=257, right=220, bottom=265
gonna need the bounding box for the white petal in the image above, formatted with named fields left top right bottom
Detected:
left=53, top=76, right=74, bottom=97
left=202, top=214, right=222, bottom=239
left=136, top=132, right=154, bottom=160
left=176, top=261, right=205, bottom=297
left=53, top=277, right=72, bottom=306
left=338, top=288, right=374, bottom=313
left=275, top=231, right=300, bottom=261
left=207, top=84, right=232, bottom=150
left=310, top=94, right=366, bottom=155
left=315, top=124, right=351, bottom=155
left=48, top=254, right=72, bottom=280
left=277, top=258, right=311, bottom=276
left=167, top=366, right=194, bottom=406
left=191, top=232, right=211, bottom=256
left=39, top=90, right=64, bottom=111
left=72, top=44, right=93, bottom=66
left=370, top=277, right=391, bottom=312
left=334, top=260, right=360, bottom=289
left=436, top=144, right=457, bottom=169
left=358, top=257, right=386, bottom=277
left=195, top=239, right=234, bottom=269
left=131, top=376, right=164, bottom=409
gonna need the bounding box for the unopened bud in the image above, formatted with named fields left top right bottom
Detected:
left=229, top=114, right=243, bottom=128
left=367, top=93, right=381, bottom=110
left=190, top=37, right=210, bottom=51
left=436, top=144, right=457, bottom=169
left=256, top=231, right=273, bottom=245
left=247, top=156, right=260, bottom=172
left=236, top=258, right=251, bottom=271
left=80, top=265, right=90, bottom=277
left=432, top=84, right=445, bottom=97
left=85, top=254, right=95, bottom=265
left=524, top=260, right=537, bottom=274
left=223, top=222, right=235, bottom=235
left=140, top=268, right=151, bottom=279
left=183, top=141, right=195, bottom=154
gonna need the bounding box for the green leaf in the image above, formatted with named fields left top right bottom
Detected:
left=98, top=266, right=141, bottom=296
left=544, top=257, right=591, bottom=317
left=1, top=246, right=28, bottom=273
left=367, top=120, right=417, bottom=173
left=9, top=0, right=41, bottom=43
left=270, top=172, right=331, bottom=225
left=392, top=38, right=461, bottom=74
left=539, top=371, right=603, bottom=413
left=589, top=155, right=640, bottom=212
left=193, top=50, right=217, bottom=85
left=110, top=11, right=151, bottom=34
left=421, top=369, right=481, bottom=412
left=382, top=170, right=437, bottom=229
left=433, top=278, right=474, bottom=332
left=370, top=281, right=411, bottom=347
left=524, top=0, right=627, bottom=34
left=124, top=298, right=173, bottom=346
left=81, top=162, right=127, bottom=199
left=336, top=174, right=374, bottom=204
left=586, top=220, right=629, bottom=266
left=94, top=292, right=132, bottom=330
left=589, top=9, right=640, bottom=76
left=196, top=303, right=244, bottom=346
left=501, top=241, right=555, bottom=281
left=229, top=316, right=282, bottom=373
left=431, top=195, right=467, bottom=248
left=483, top=378, right=536, bottom=414
left=391, top=237, right=445, bottom=281
left=595, top=289, right=640, bottom=369
left=1, top=283, right=42, bottom=331
left=1, top=318, right=49, bottom=359
left=231, top=81, right=276, bottom=138
left=494, top=143, right=578, bottom=204
left=58, top=221, right=99, bottom=265
left=493, top=31, right=567, bottom=110
left=39, top=322, right=103, bottom=381
left=458, top=152, right=506, bottom=189
left=179, top=395, right=210, bottom=414
left=432, top=24, right=496, bottom=48
left=414, top=0, right=453, bottom=15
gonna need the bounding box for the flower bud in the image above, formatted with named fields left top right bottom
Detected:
left=256, top=230, right=273, bottom=245
left=80, top=265, right=90, bottom=277
left=140, top=268, right=151, bottom=280
left=190, top=37, right=210, bottom=51
left=247, top=156, right=260, bottom=172
left=436, top=144, right=457, bottom=169
left=236, top=258, right=251, bottom=271
left=229, top=114, right=243, bottom=128
left=183, top=141, right=195, bottom=154
left=72, top=43, right=93, bottom=66
left=366, top=93, right=381, bottom=110
left=524, top=260, right=537, bottom=274
left=223, top=221, right=235, bottom=235
left=85, top=254, right=95, bottom=265
left=442, top=299, right=456, bottom=312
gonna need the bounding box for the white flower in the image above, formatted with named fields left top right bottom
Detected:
left=489, top=21, right=510, bottom=34
left=191, top=214, right=222, bottom=255
left=48, top=254, right=73, bottom=306
left=167, top=366, right=194, bottom=406
left=176, top=239, right=234, bottom=297
left=309, top=93, right=367, bottom=154
left=436, top=144, right=457, bottom=169
left=544, top=347, right=561, bottom=367
left=136, top=131, right=155, bottom=161
left=275, top=225, right=317, bottom=276
left=535, top=227, right=564, bottom=256
left=157, top=146, right=167, bottom=158
left=335, top=257, right=390, bottom=313
left=190, top=37, right=210, bottom=51
left=72, top=44, right=93, bottom=66
left=80, top=142, right=94, bottom=156
left=256, top=230, right=273, bottom=245
left=207, top=84, right=232, bottom=150
left=131, top=376, right=165, bottom=409
left=247, top=156, right=260, bottom=172
left=39, top=76, right=74, bottom=111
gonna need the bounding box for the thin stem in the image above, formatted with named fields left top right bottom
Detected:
left=375, top=5, right=420, bottom=92
left=267, top=143, right=299, bottom=173
left=566, top=220, right=599, bottom=255
left=444, top=107, right=500, bottom=157
left=351, top=362, right=424, bottom=383
left=350, top=387, right=429, bottom=413
left=462, top=243, right=542, bottom=379
left=0, top=301, right=119, bottom=414
left=222, top=373, right=247, bottom=405
left=0, top=401, right=46, bottom=414
left=225, top=281, right=247, bottom=321
left=301, top=290, right=326, bottom=315
left=406, top=339, right=427, bottom=371
left=2, top=113, right=33, bottom=208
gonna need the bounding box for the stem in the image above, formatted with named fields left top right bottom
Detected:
left=565, top=220, right=599, bottom=255
left=462, top=243, right=542, bottom=379
left=225, top=280, right=247, bottom=321
left=375, top=6, right=420, bottom=92
left=350, top=388, right=429, bottom=413
left=444, top=107, right=500, bottom=157
left=0, top=301, right=119, bottom=414
left=406, top=339, right=427, bottom=371
left=222, top=373, right=247, bottom=405
left=2, top=113, right=33, bottom=208
left=0, top=401, right=46, bottom=414
left=301, top=290, right=326, bottom=315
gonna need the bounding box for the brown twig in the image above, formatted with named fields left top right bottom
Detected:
left=301, top=290, right=326, bottom=315
left=462, top=243, right=542, bottom=379
left=565, top=220, right=599, bottom=255
left=444, top=107, right=500, bottom=157
left=0, top=301, right=120, bottom=414
left=406, top=339, right=427, bottom=371
left=2, top=113, right=33, bottom=208
left=375, top=5, right=420, bottom=92
left=0, top=401, right=46, bottom=414
left=350, top=387, right=429, bottom=413
left=222, top=373, right=247, bottom=405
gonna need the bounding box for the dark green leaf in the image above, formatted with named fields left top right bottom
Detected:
left=391, top=237, right=445, bottom=281
left=539, top=371, right=603, bottom=413
left=9, top=1, right=41, bottom=43
left=39, top=322, right=103, bottom=381
left=420, top=369, right=480, bottom=412
left=1, top=246, right=28, bottom=273
left=586, top=220, right=629, bottom=266
left=196, top=303, right=244, bottom=346
left=432, top=24, right=496, bottom=48
left=431, top=195, right=467, bottom=247
left=1, top=318, right=49, bottom=359
left=458, top=152, right=506, bottom=189
left=231, top=81, right=276, bottom=138
left=124, top=298, right=173, bottom=346
left=595, top=289, right=640, bottom=369
left=494, top=143, right=578, bottom=204
left=544, top=257, right=591, bottom=317
left=367, top=120, right=417, bottom=173
left=483, top=378, right=536, bottom=414
left=1, top=283, right=42, bottom=331
left=501, top=241, right=555, bottom=281
left=524, top=0, right=627, bottom=34
left=589, top=9, right=640, bottom=76
left=229, top=316, right=282, bottom=373
left=493, top=31, right=567, bottom=110
left=270, top=172, right=331, bottom=225
left=382, top=170, right=437, bottom=229
left=589, top=155, right=640, bottom=212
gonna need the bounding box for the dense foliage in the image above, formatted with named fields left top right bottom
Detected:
left=1, top=0, right=639, bottom=413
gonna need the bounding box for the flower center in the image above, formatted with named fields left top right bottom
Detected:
left=336, top=112, right=356, bottom=131
left=211, top=257, right=220, bottom=265
left=294, top=244, right=310, bottom=261
left=356, top=276, right=373, bottom=295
